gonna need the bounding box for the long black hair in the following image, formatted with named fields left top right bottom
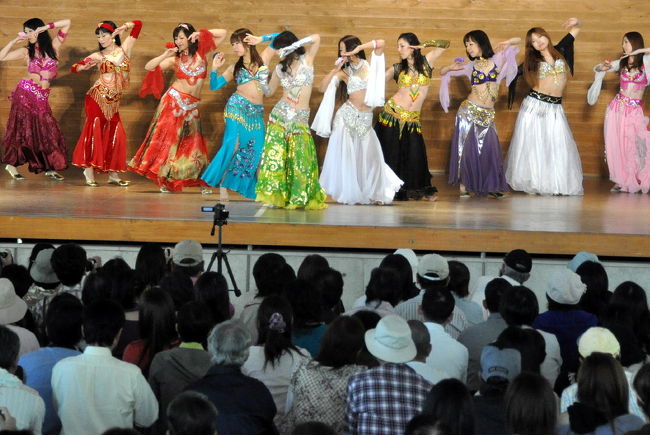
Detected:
left=95, top=20, right=121, bottom=52
left=336, top=35, right=366, bottom=103
left=23, top=18, right=57, bottom=61
left=174, top=23, right=198, bottom=57
left=194, top=272, right=231, bottom=325
left=396, top=32, right=429, bottom=80
left=230, top=28, right=264, bottom=80
left=463, top=30, right=495, bottom=60
left=256, top=295, right=304, bottom=368
left=275, top=31, right=305, bottom=74
left=137, top=288, right=178, bottom=371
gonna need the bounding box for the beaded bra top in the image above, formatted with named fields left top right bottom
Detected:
left=620, top=67, right=648, bottom=92
left=277, top=56, right=314, bottom=90
left=28, top=56, right=58, bottom=82
left=99, top=48, right=130, bottom=75
left=175, top=54, right=207, bottom=85
left=235, top=65, right=268, bottom=86
left=397, top=70, right=431, bottom=88
left=538, top=58, right=566, bottom=79
left=472, top=63, right=499, bottom=85
left=346, top=60, right=368, bottom=94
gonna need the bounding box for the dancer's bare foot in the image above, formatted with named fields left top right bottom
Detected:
left=427, top=193, right=439, bottom=202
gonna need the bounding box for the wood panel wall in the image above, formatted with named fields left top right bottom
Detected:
left=1, top=1, right=648, bottom=177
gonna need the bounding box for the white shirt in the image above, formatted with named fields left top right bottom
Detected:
left=521, top=325, right=562, bottom=387
left=394, top=291, right=469, bottom=339
left=0, top=367, right=45, bottom=435
left=241, top=346, right=309, bottom=415
left=424, top=322, right=469, bottom=382
left=239, top=296, right=264, bottom=345
left=344, top=300, right=396, bottom=318
left=52, top=346, right=158, bottom=435
left=470, top=275, right=520, bottom=320
left=405, top=361, right=450, bottom=385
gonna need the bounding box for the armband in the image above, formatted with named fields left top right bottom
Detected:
left=210, top=71, right=228, bottom=91
left=262, top=32, right=280, bottom=49
left=422, top=39, right=450, bottom=49
left=278, top=35, right=314, bottom=58
left=71, top=57, right=93, bottom=73
left=57, top=30, right=67, bottom=41
left=48, top=22, right=55, bottom=30
left=130, top=20, right=143, bottom=39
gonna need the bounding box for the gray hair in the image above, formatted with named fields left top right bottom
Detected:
left=207, top=319, right=252, bottom=367
left=503, top=264, right=530, bottom=284
left=0, top=325, right=20, bottom=370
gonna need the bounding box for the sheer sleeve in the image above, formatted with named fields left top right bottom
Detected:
left=139, top=66, right=165, bottom=99
left=554, top=33, right=575, bottom=74
left=493, top=45, right=520, bottom=86
left=311, top=76, right=340, bottom=138
left=439, top=62, right=472, bottom=113
left=197, top=29, right=217, bottom=59
left=587, top=59, right=620, bottom=105
left=364, top=52, right=386, bottom=107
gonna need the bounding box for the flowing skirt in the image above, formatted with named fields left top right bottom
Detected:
left=374, top=99, right=437, bottom=200
left=255, top=100, right=327, bottom=209
left=505, top=92, right=583, bottom=195
left=129, top=87, right=209, bottom=191
left=320, top=101, right=402, bottom=204
left=448, top=100, right=508, bottom=195
left=201, top=93, right=264, bottom=198
left=72, top=85, right=127, bottom=172
left=1, top=80, right=67, bottom=173
left=604, top=94, right=650, bottom=193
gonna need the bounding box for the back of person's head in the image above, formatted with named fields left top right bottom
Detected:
left=364, top=267, right=401, bottom=307
left=577, top=352, right=629, bottom=421
left=135, top=243, right=168, bottom=291
left=0, top=265, right=31, bottom=299
left=297, top=254, right=329, bottom=283
left=194, top=272, right=230, bottom=324
left=171, top=240, right=204, bottom=277
left=499, top=286, right=539, bottom=326
left=81, top=269, right=112, bottom=306
left=405, top=415, right=452, bottom=435
left=139, top=288, right=177, bottom=361
left=495, top=326, right=546, bottom=374
left=83, top=299, right=125, bottom=347
left=45, top=293, right=83, bottom=348
left=0, top=325, right=19, bottom=370
left=484, top=278, right=511, bottom=313
left=208, top=319, right=252, bottom=366
left=576, top=261, right=609, bottom=295
left=634, top=363, right=650, bottom=419
left=422, top=378, right=475, bottom=435
left=256, top=295, right=300, bottom=367
left=479, top=345, right=521, bottom=396
left=605, top=281, right=649, bottom=327
left=447, top=260, right=470, bottom=298
left=177, top=301, right=214, bottom=348
left=502, top=249, right=532, bottom=283
left=313, top=267, right=343, bottom=313
left=408, top=319, right=432, bottom=361
left=253, top=253, right=292, bottom=297
left=51, top=243, right=87, bottom=287
left=103, top=259, right=137, bottom=310
left=546, top=268, right=586, bottom=310
left=291, top=421, right=337, bottom=435
left=316, top=315, right=364, bottom=368
left=416, top=254, right=450, bottom=290
left=167, top=391, right=218, bottom=435
left=351, top=310, right=381, bottom=368
left=102, top=429, right=140, bottom=435
left=420, top=288, right=454, bottom=324
left=505, top=372, right=557, bottom=435
left=379, top=254, right=415, bottom=302
left=28, top=242, right=55, bottom=272
left=158, top=271, right=194, bottom=311
left=285, top=279, right=322, bottom=328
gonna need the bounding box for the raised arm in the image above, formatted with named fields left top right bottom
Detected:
left=342, top=39, right=385, bottom=57
left=0, top=35, right=27, bottom=62
left=206, top=28, right=228, bottom=47
left=144, top=45, right=177, bottom=71
left=267, top=70, right=281, bottom=96
left=209, top=53, right=234, bottom=91
left=305, top=33, right=321, bottom=64
left=111, top=20, right=143, bottom=57
left=243, top=32, right=280, bottom=65
left=32, top=19, right=71, bottom=52
left=564, top=17, right=581, bottom=39
left=70, top=52, right=102, bottom=72
left=493, top=37, right=521, bottom=53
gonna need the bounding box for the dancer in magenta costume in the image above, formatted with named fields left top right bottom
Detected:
left=0, top=18, right=71, bottom=181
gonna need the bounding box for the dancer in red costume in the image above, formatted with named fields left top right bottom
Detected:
left=129, top=23, right=226, bottom=192
left=71, top=20, right=142, bottom=186
left=0, top=18, right=71, bottom=181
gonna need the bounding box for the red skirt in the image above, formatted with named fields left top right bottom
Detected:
left=1, top=80, right=67, bottom=173
left=128, top=87, right=208, bottom=191
left=72, top=87, right=127, bottom=172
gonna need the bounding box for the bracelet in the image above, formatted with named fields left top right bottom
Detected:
left=48, top=22, right=55, bottom=29
left=422, top=39, right=450, bottom=49
left=262, top=33, right=280, bottom=42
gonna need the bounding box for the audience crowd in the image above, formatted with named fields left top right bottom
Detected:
left=0, top=242, right=649, bottom=435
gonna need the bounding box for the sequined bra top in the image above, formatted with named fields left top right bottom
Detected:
left=538, top=58, right=566, bottom=79
left=28, top=56, right=58, bottom=82
left=277, top=56, right=314, bottom=90
left=472, top=63, right=499, bottom=85
left=397, top=70, right=431, bottom=88
left=99, top=48, right=130, bottom=75
left=235, top=65, right=268, bottom=86
left=620, top=67, right=648, bottom=92
left=175, top=55, right=207, bottom=82
left=346, top=60, right=369, bottom=94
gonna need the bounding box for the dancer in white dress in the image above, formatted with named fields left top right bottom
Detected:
left=506, top=18, right=583, bottom=196
left=313, top=36, right=402, bottom=204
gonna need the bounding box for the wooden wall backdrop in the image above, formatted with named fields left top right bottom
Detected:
left=1, top=1, right=649, bottom=177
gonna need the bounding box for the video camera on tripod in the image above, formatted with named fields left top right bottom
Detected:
left=201, top=203, right=240, bottom=297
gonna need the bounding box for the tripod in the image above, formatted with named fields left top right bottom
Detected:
left=206, top=206, right=241, bottom=297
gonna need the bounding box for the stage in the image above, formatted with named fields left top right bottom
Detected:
left=0, top=172, right=649, bottom=258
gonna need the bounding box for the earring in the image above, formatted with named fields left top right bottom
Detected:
left=112, top=38, right=116, bottom=43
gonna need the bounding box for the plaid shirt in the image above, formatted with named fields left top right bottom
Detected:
left=345, top=363, right=432, bottom=435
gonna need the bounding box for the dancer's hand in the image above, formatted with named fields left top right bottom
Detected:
left=111, top=24, right=129, bottom=39
left=212, top=52, right=225, bottom=69
left=188, top=32, right=200, bottom=43
left=164, top=45, right=178, bottom=58
left=244, top=34, right=262, bottom=46
left=408, top=44, right=424, bottom=51
left=16, top=32, right=28, bottom=42
left=341, top=46, right=362, bottom=57
left=563, top=17, right=580, bottom=29
left=495, top=41, right=510, bottom=52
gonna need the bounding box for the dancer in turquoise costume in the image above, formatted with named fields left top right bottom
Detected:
left=201, top=29, right=278, bottom=199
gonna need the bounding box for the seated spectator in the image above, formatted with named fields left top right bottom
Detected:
left=170, top=240, right=204, bottom=285
left=346, top=315, right=431, bottom=435
left=19, top=294, right=82, bottom=435
left=458, top=278, right=509, bottom=391
left=158, top=271, right=193, bottom=312
left=1, top=265, right=38, bottom=342
left=0, top=326, right=45, bottom=434
left=558, top=352, right=644, bottom=434
left=52, top=300, right=158, bottom=435
left=26, top=243, right=55, bottom=276
left=472, top=345, right=521, bottom=435
left=379, top=253, right=419, bottom=302
left=567, top=251, right=599, bottom=273
left=297, top=254, right=329, bottom=283
left=405, top=414, right=451, bottom=435
left=291, top=421, right=337, bottom=435
left=559, top=327, right=646, bottom=422
left=406, top=320, right=450, bottom=385
left=346, top=268, right=401, bottom=317
left=148, top=301, right=214, bottom=434
left=240, top=253, right=295, bottom=343
left=102, top=259, right=140, bottom=359
left=631, top=363, right=650, bottom=433
left=499, top=285, right=562, bottom=387
left=134, top=243, right=168, bottom=295
left=352, top=310, right=380, bottom=368
left=394, top=254, right=469, bottom=339
left=166, top=391, right=218, bottom=435
left=102, top=429, right=140, bottom=435
left=505, top=372, right=557, bottom=435
left=194, top=272, right=231, bottom=324
left=186, top=320, right=278, bottom=434
left=285, top=279, right=327, bottom=356
left=313, top=268, right=344, bottom=324
left=283, top=316, right=366, bottom=433
left=23, top=248, right=59, bottom=327
left=421, top=287, right=468, bottom=382
left=50, top=243, right=87, bottom=300
left=123, top=289, right=179, bottom=376
left=494, top=326, right=546, bottom=374
left=533, top=268, right=597, bottom=378
left=242, top=295, right=309, bottom=417
left=81, top=269, right=112, bottom=306
left=422, top=378, right=475, bottom=435
left=576, top=260, right=610, bottom=317
left=447, top=261, right=482, bottom=326
left=0, top=278, right=39, bottom=356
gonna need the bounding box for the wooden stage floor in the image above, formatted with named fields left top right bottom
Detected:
left=1, top=172, right=649, bottom=257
